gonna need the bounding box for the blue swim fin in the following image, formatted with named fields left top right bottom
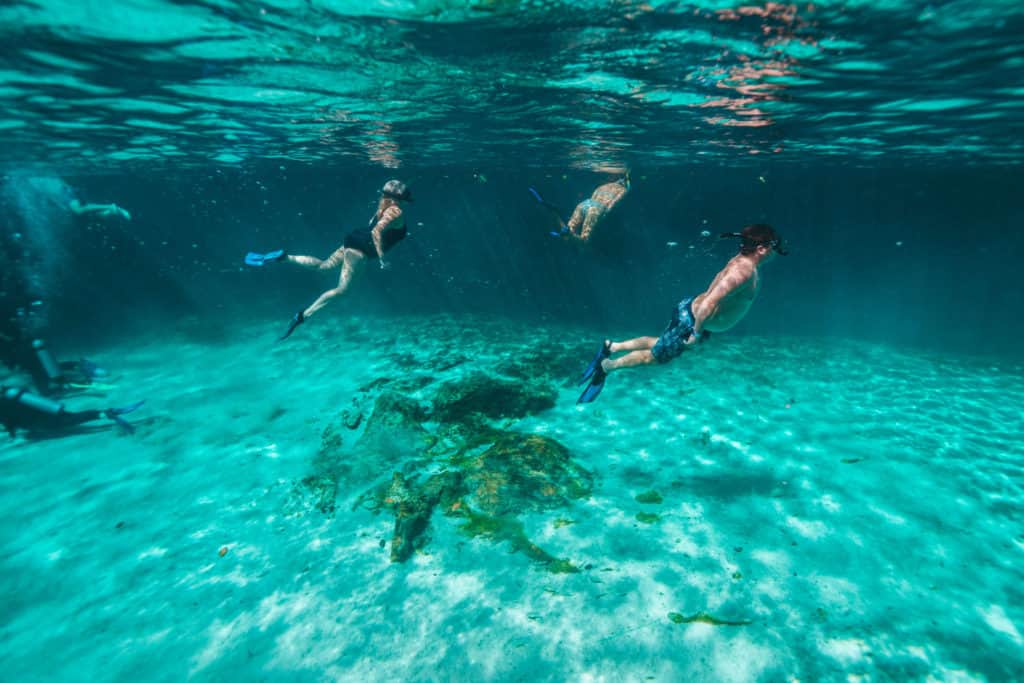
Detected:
left=578, top=341, right=611, bottom=385
left=105, top=400, right=145, bottom=433
left=528, top=187, right=569, bottom=234
left=245, top=249, right=285, bottom=266
left=577, top=365, right=607, bottom=404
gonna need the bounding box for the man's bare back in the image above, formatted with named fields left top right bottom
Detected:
left=574, top=223, right=785, bottom=403
left=692, top=253, right=761, bottom=334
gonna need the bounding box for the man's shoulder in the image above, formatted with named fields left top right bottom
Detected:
left=725, top=255, right=755, bottom=274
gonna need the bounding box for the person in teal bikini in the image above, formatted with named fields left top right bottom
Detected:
left=563, top=173, right=630, bottom=242
left=530, top=172, right=631, bottom=242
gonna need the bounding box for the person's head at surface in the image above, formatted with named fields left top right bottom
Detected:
left=379, top=179, right=413, bottom=210
left=735, top=223, right=786, bottom=262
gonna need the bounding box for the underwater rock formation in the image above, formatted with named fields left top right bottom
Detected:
left=382, top=471, right=465, bottom=562
left=432, top=372, right=557, bottom=423
left=296, top=363, right=590, bottom=572
left=356, top=427, right=593, bottom=572
left=454, top=431, right=594, bottom=516
left=300, top=390, right=430, bottom=515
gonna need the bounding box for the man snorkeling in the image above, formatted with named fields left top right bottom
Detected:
left=577, top=224, right=787, bottom=403
left=245, top=179, right=414, bottom=340
left=530, top=172, right=630, bottom=242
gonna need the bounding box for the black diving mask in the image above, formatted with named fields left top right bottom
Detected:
left=383, top=188, right=414, bottom=202
left=719, top=231, right=788, bottom=256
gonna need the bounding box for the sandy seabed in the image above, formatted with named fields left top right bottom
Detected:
left=2, top=313, right=1022, bottom=682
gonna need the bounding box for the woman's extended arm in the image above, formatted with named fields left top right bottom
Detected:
left=69, top=199, right=131, bottom=220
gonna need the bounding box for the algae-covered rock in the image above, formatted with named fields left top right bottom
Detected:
left=432, top=372, right=556, bottom=423
left=385, top=470, right=465, bottom=562
left=668, top=612, right=752, bottom=626
left=635, top=490, right=663, bottom=504
left=456, top=431, right=594, bottom=516
left=354, top=391, right=432, bottom=470
left=635, top=512, right=660, bottom=524
left=362, top=427, right=591, bottom=572
left=300, top=391, right=431, bottom=515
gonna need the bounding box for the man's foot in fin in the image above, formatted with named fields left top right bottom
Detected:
left=577, top=364, right=607, bottom=404
left=245, top=249, right=285, bottom=266
left=279, top=310, right=305, bottom=341
left=105, top=400, right=145, bottom=433
left=578, top=340, right=611, bottom=385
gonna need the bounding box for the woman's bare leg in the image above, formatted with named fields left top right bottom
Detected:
left=579, top=208, right=602, bottom=242
left=302, top=250, right=364, bottom=318
left=566, top=204, right=585, bottom=236
left=288, top=246, right=346, bottom=271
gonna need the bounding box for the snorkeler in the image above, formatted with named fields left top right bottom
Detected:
left=244, top=180, right=413, bottom=340
left=577, top=224, right=787, bottom=403
left=1, top=385, right=143, bottom=437
left=69, top=199, right=131, bottom=220
left=530, top=172, right=630, bottom=242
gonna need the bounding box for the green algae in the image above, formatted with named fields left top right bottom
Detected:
left=635, top=490, right=663, bottom=504
left=635, top=512, right=660, bottom=524
left=455, top=431, right=594, bottom=515
left=668, top=612, right=752, bottom=626
left=458, top=509, right=579, bottom=573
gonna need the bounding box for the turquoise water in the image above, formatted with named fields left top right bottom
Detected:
left=3, top=315, right=1023, bottom=680
left=2, top=1, right=1024, bottom=681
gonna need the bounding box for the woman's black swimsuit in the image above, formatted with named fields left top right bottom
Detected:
left=343, top=212, right=407, bottom=259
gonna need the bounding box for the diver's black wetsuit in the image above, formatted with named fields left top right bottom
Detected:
left=1, top=386, right=141, bottom=436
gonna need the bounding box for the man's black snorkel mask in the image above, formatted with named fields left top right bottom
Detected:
left=719, top=231, right=789, bottom=256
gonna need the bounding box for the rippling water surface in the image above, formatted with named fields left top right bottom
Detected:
left=2, top=0, right=1023, bottom=168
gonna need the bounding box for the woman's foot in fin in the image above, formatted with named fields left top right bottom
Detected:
left=279, top=310, right=305, bottom=341
left=245, top=249, right=285, bottom=266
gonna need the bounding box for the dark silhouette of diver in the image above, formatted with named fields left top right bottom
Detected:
left=1, top=385, right=143, bottom=437
left=1, top=328, right=106, bottom=396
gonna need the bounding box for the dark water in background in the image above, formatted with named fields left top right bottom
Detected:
left=23, top=162, right=1019, bottom=358
left=2, top=0, right=1023, bottom=358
